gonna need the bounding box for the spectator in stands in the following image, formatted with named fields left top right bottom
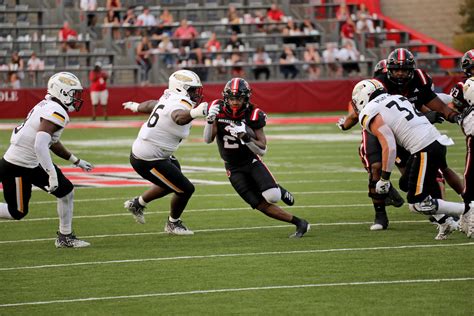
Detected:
left=136, top=34, right=152, bottom=85
left=322, top=42, right=342, bottom=77
left=340, top=16, right=356, bottom=48
left=227, top=4, right=242, bottom=34
left=174, top=19, right=199, bottom=47
left=205, top=32, right=221, bottom=53
left=225, top=32, right=245, bottom=51
left=336, top=3, right=350, bottom=20
left=303, top=44, right=321, bottom=80
left=300, top=18, right=317, bottom=35
left=212, top=53, right=227, bottom=78
left=159, top=8, right=174, bottom=35
left=252, top=46, right=271, bottom=80
left=80, top=0, right=97, bottom=28
left=356, top=3, right=370, bottom=18
left=267, top=3, right=284, bottom=22
left=106, top=0, right=122, bottom=21
left=150, top=21, right=165, bottom=48
left=104, top=9, right=121, bottom=40
left=122, top=7, right=138, bottom=37
left=253, top=10, right=267, bottom=33
left=267, top=4, right=285, bottom=33
left=282, top=19, right=303, bottom=47
left=137, top=6, right=157, bottom=27
left=158, top=33, right=175, bottom=68
left=176, top=46, right=191, bottom=67
left=8, top=51, right=24, bottom=89
left=279, top=45, right=299, bottom=79
left=59, top=21, right=78, bottom=52
left=89, top=61, right=109, bottom=121
left=229, top=52, right=245, bottom=77
left=27, top=52, right=44, bottom=86
left=355, top=12, right=375, bottom=34
left=336, top=40, right=360, bottom=76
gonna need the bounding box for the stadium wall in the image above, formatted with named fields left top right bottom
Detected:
left=0, top=76, right=463, bottom=119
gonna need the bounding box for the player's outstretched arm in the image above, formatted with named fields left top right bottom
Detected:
left=172, top=102, right=208, bottom=125
left=122, top=100, right=158, bottom=114
left=337, top=111, right=359, bottom=131
left=50, top=142, right=93, bottom=172
left=426, top=96, right=459, bottom=123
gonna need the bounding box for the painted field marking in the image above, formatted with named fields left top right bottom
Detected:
left=0, top=277, right=472, bottom=307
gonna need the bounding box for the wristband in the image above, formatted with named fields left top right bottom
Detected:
left=381, top=171, right=391, bottom=181
left=68, top=154, right=79, bottom=164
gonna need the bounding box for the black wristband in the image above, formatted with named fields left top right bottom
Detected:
left=381, top=171, right=391, bottom=181
left=241, top=133, right=251, bottom=143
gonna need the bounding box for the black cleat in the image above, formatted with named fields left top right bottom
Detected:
left=290, top=219, right=310, bottom=238
left=55, top=231, right=90, bottom=248
left=370, top=212, right=389, bottom=231
left=384, top=186, right=404, bottom=208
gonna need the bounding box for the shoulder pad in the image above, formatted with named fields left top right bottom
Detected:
left=414, top=69, right=433, bottom=87
left=246, top=107, right=267, bottom=129
left=180, top=99, right=193, bottom=109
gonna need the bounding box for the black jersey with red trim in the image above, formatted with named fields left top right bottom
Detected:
left=213, top=99, right=267, bottom=167
left=375, top=68, right=436, bottom=110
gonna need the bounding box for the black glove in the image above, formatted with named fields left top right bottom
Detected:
left=424, top=111, right=444, bottom=124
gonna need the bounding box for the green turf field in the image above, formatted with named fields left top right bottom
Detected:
left=0, top=116, right=472, bottom=315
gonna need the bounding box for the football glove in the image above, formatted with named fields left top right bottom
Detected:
left=424, top=111, right=444, bottom=124
left=228, top=122, right=247, bottom=138
left=337, top=116, right=347, bottom=130
left=375, top=179, right=391, bottom=195
left=190, top=102, right=208, bottom=118
left=122, top=101, right=139, bottom=112
left=207, top=104, right=220, bottom=123
left=46, top=174, right=59, bottom=193
left=75, top=159, right=93, bottom=172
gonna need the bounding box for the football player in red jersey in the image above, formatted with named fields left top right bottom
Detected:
left=451, top=50, right=474, bottom=237
left=203, top=78, right=309, bottom=238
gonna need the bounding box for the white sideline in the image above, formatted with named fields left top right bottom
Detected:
left=0, top=277, right=472, bottom=308
left=0, top=242, right=472, bottom=272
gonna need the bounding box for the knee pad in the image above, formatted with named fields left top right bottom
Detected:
left=262, top=188, right=281, bottom=204
left=409, top=196, right=439, bottom=215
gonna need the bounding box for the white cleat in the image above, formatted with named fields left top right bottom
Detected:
left=435, top=217, right=458, bottom=240
left=164, top=220, right=194, bottom=236
left=459, top=202, right=474, bottom=238
left=55, top=232, right=90, bottom=248
left=124, top=197, right=146, bottom=224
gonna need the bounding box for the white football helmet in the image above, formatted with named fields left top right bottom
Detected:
left=168, top=69, right=203, bottom=104
left=351, top=79, right=386, bottom=113
left=47, top=72, right=84, bottom=112
left=463, top=77, right=474, bottom=106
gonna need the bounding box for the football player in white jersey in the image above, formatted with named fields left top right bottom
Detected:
left=458, top=77, right=474, bottom=238
left=0, top=72, right=93, bottom=248
left=352, top=79, right=469, bottom=240
left=122, top=70, right=208, bottom=235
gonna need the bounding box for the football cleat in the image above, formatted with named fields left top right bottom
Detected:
left=370, top=211, right=389, bottom=231
left=459, top=202, right=474, bottom=238
left=434, top=217, right=458, bottom=240
left=55, top=231, right=90, bottom=248
left=289, top=219, right=310, bottom=238
left=384, top=186, right=404, bottom=208
left=164, top=219, right=194, bottom=235
left=280, top=187, right=295, bottom=206
left=124, top=197, right=146, bottom=224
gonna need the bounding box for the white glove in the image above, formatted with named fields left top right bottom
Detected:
left=122, top=101, right=139, bottom=112
left=207, top=104, right=221, bottom=123
left=189, top=102, right=208, bottom=118
left=337, top=116, right=346, bottom=130
left=46, top=174, right=59, bottom=193
left=75, top=159, right=93, bottom=172
left=227, top=122, right=247, bottom=138
left=375, top=179, right=391, bottom=194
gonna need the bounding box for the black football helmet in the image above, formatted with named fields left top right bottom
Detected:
left=386, top=48, right=416, bottom=86
left=222, top=77, right=251, bottom=119
left=461, top=49, right=474, bottom=77
left=373, top=59, right=388, bottom=77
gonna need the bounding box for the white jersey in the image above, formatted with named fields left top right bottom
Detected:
left=359, top=93, right=448, bottom=154
left=4, top=97, right=69, bottom=168
left=132, top=90, right=193, bottom=160
left=462, top=109, right=474, bottom=136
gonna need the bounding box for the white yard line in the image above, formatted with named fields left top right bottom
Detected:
left=0, top=219, right=435, bottom=244
left=0, top=242, right=472, bottom=272
left=0, top=277, right=472, bottom=308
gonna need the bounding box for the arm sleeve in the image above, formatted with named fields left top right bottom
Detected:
left=203, top=122, right=214, bottom=143
left=246, top=142, right=267, bottom=156
left=375, top=123, right=397, bottom=173
left=34, top=131, right=57, bottom=177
